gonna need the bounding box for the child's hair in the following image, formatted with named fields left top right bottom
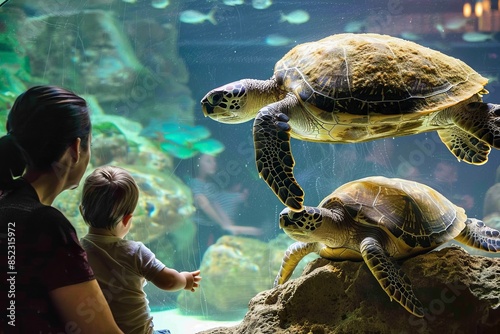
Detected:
left=0, top=85, right=91, bottom=188
left=80, top=166, right=139, bottom=230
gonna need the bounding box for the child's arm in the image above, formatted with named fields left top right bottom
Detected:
left=151, top=268, right=202, bottom=292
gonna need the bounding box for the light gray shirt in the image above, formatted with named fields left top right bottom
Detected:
left=80, top=234, right=166, bottom=334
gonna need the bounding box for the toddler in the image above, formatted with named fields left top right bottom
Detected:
left=80, top=165, right=201, bottom=334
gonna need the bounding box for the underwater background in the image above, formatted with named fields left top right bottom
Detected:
left=1, top=0, right=500, bottom=332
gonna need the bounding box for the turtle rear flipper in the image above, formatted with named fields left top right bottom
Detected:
left=254, top=100, right=304, bottom=211
left=457, top=102, right=500, bottom=149
left=438, top=127, right=491, bottom=165
left=454, top=218, right=500, bottom=252
left=274, top=241, right=321, bottom=286
left=441, top=102, right=500, bottom=164
left=360, top=237, right=424, bottom=318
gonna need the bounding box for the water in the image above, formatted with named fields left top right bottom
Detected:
left=151, top=309, right=240, bottom=333
left=1, top=0, right=500, bottom=332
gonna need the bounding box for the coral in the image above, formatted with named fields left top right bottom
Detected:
left=53, top=164, right=195, bottom=244
left=90, top=122, right=130, bottom=166
left=177, top=235, right=317, bottom=315
left=11, top=2, right=195, bottom=125
left=198, top=247, right=500, bottom=334
left=22, top=10, right=145, bottom=103
left=118, top=18, right=195, bottom=124
left=140, top=120, right=225, bottom=159
left=89, top=109, right=175, bottom=171
left=0, top=9, right=30, bottom=112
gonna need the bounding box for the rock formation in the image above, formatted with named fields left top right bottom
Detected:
left=198, top=247, right=500, bottom=334
left=177, top=235, right=316, bottom=315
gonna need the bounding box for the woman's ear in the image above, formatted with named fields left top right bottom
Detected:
left=70, top=138, right=82, bottom=163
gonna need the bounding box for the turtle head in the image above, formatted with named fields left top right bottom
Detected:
left=201, top=79, right=278, bottom=124
left=201, top=80, right=255, bottom=124
left=279, top=206, right=325, bottom=242
left=279, top=205, right=348, bottom=243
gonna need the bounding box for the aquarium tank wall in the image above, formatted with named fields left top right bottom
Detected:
left=1, top=0, right=499, bottom=333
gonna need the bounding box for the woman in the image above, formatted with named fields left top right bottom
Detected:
left=0, top=86, right=122, bottom=333
left=189, top=154, right=262, bottom=261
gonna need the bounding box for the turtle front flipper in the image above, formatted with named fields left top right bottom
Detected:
left=360, top=237, right=424, bottom=318
left=254, top=100, right=304, bottom=211
left=274, top=241, right=321, bottom=286
left=437, top=127, right=491, bottom=165
left=454, top=218, right=500, bottom=252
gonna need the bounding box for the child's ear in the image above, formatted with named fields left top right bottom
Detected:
left=122, top=213, right=133, bottom=227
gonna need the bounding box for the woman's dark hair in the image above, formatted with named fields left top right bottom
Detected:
left=0, top=85, right=91, bottom=188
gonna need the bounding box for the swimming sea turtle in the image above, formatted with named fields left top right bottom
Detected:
left=274, top=176, right=500, bottom=317
left=201, top=33, right=500, bottom=211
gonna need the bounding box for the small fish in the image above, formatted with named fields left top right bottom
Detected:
left=223, top=0, right=244, bottom=5
left=435, top=23, right=446, bottom=38
left=436, top=18, right=469, bottom=38
left=462, top=32, right=494, bottom=42
left=180, top=8, right=217, bottom=25
left=265, top=34, right=292, bottom=46
left=443, top=17, right=468, bottom=30
left=151, top=0, right=169, bottom=9
left=400, top=31, right=421, bottom=41
left=279, top=10, right=309, bottom=24
left=252, top=0, right=272, bottom=9
left=122, top=0, right=136, bottom=3
left=344, top=20, right=365, bottom=33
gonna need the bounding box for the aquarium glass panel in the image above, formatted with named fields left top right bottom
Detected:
left=1, top=0, right=499, bottom=332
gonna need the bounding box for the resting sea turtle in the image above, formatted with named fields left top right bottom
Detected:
left=201, top=33, right=500, bottom=211
left=274, top=176, right=500, bottom=317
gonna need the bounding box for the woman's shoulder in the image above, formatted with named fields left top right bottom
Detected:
left=29, top=205, right=78, bottom=240
left=33, top=205, right=72, bottom=224
left=189, top=177, right=220, bottom=195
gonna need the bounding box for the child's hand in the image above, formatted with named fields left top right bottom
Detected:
left=182, top=270, right=202, bottom=292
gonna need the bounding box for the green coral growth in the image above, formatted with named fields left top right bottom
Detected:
left=141, top=120, right=225, bottom=159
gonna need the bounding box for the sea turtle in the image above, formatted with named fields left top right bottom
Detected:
left=274, top=176, right=500, bottom=317
left=201, top=33, right=500, bottom=211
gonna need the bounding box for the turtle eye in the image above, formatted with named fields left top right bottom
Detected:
left=288, top=210, right=305, bottom=220
left=209, top=92, right=224, bottom=106
left=235, top=85, right=246, bottom=97
left=281, top=214, right=295, bottom=227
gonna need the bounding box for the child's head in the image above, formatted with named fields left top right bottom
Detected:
left=80, top=166, right=139, bottom=230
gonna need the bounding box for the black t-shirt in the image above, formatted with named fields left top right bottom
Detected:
left=0, top=180, right=95, bottom=333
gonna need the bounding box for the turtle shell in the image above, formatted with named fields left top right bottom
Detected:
left=320, top=176, right=467, bottom=249
left=274, top=33, right=488, bottom=118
